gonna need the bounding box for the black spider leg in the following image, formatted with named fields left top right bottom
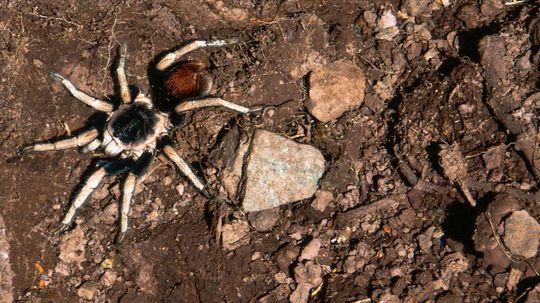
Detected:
left=56, top=158, right=134, bottom=234
left=116, top=151, right=154, bottom=244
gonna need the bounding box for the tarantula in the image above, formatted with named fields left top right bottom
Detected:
left=17, top=38, right=259, bottom=243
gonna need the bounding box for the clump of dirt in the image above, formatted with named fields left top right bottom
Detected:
left=1, top=0, right=540, bottom=302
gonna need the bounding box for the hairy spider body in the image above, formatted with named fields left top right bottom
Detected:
left=18, top=38, right=259, bottom=243
left=103, top=96, right=168, bottom=158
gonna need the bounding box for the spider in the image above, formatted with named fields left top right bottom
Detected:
left=17, top=38, right=260, bottom=243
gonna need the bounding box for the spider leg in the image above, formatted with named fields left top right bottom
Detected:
left=116, top=43, right=131, bottom=104
left=60, top=165, right=108, bottom=228
left=59, top=159, right=133, bottom=231
left=50, top=73, right=113, bottom=112
left=175, top=97, right=263, bottom=114
left=117, top=173, right=136, bottom=244
left=18, top=128, right=99, bottom=156
left=81, top=138, right=102, bottom=153
left=156, top=38, right=239, bottom=71
left=162, top=145, right=207, bottom=194
left=116, top=152, right=153, bottom=244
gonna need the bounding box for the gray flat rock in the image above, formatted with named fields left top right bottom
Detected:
left=242, top=130, right=325, bottom=212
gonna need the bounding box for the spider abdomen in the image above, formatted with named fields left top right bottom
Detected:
left=164, top=61, right=212, bottom=100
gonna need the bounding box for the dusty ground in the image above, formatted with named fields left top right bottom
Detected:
left=1, top=0, right=540, bottom=302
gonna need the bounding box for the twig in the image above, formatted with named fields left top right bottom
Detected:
left=447, top=84, right=460, bottom=104
left=100, top=8, right=120, bottom=91
left=465, top=143, right=514, bottom=159
left=504, top=0, right=529, bottom=5
left=25, top=11, right=82, bottom=29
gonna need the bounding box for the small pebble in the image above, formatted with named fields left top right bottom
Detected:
left=100, top=270, right=117, bottom=288
left=221, top=220, right=250, bottom=250
left=299, top=238, right=321, bottom=261
left=504, top=210, right=540, bottom=258
left=310, top=190, right=334, bottom=212
left=176, top=183, right=185, bottom=196
left=307, top=60, right=366, bottom=122
left=248, top=208, right=280, bottom=232
left=163, top=176, right=173, bottom=186
left=378, top=10, right=396, bottom=29
left=77, top=281, right=98, bottom=300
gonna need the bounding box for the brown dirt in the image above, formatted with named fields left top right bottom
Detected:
left=1, top=0, right=539, bottom=302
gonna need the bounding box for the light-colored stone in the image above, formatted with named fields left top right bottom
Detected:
left=77, top=281, right=98, bottom=300
left=57, top=224, right=87, bottom=275
left=163, top=176, right=173, bottom=186
left=378, top=10, right=396, bottom=29
left=288, top=14, right=329, bottom=78
left=242, top=130, right=325, bottom=212
left=221, top=220, right=250, bottom=250
left=307, top=60, right=366, bottom=122
left=418, top=226, right=436, bottom=253
left=504, top=210, right=540, bottom=258
left=363, top=10, right=377, bottom=26
left=289, top=283, right=311, bottom=303
left=310, top=190, right=334, bottom=212
left=101, top=202, right=118, bottom=225
left=506, top=268, right=522, bottom=290
left=0, top=215, right=14, bottom=303
left=441, top=252, right=469, bottom=280
left=294, top=261, right=323, bottom=286
left=299, top=238, right=322, bottom=261
left=379, top=293, right=401, bottom=303
left=175, top=183, right=185, bottom=196
left=100, top=270, right=118, bottom=288
left=290, top=261, right=323, bottom=303
left=248, top=208, right=280, bottom=232
left=274, top=272, right=289, bottom=284
left=401, top=0, right=432, bottom=16
left=376, top=26, right=400, bottom=41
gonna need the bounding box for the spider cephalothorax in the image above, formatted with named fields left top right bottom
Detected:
left=17, top=38, right=259, bottom=243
